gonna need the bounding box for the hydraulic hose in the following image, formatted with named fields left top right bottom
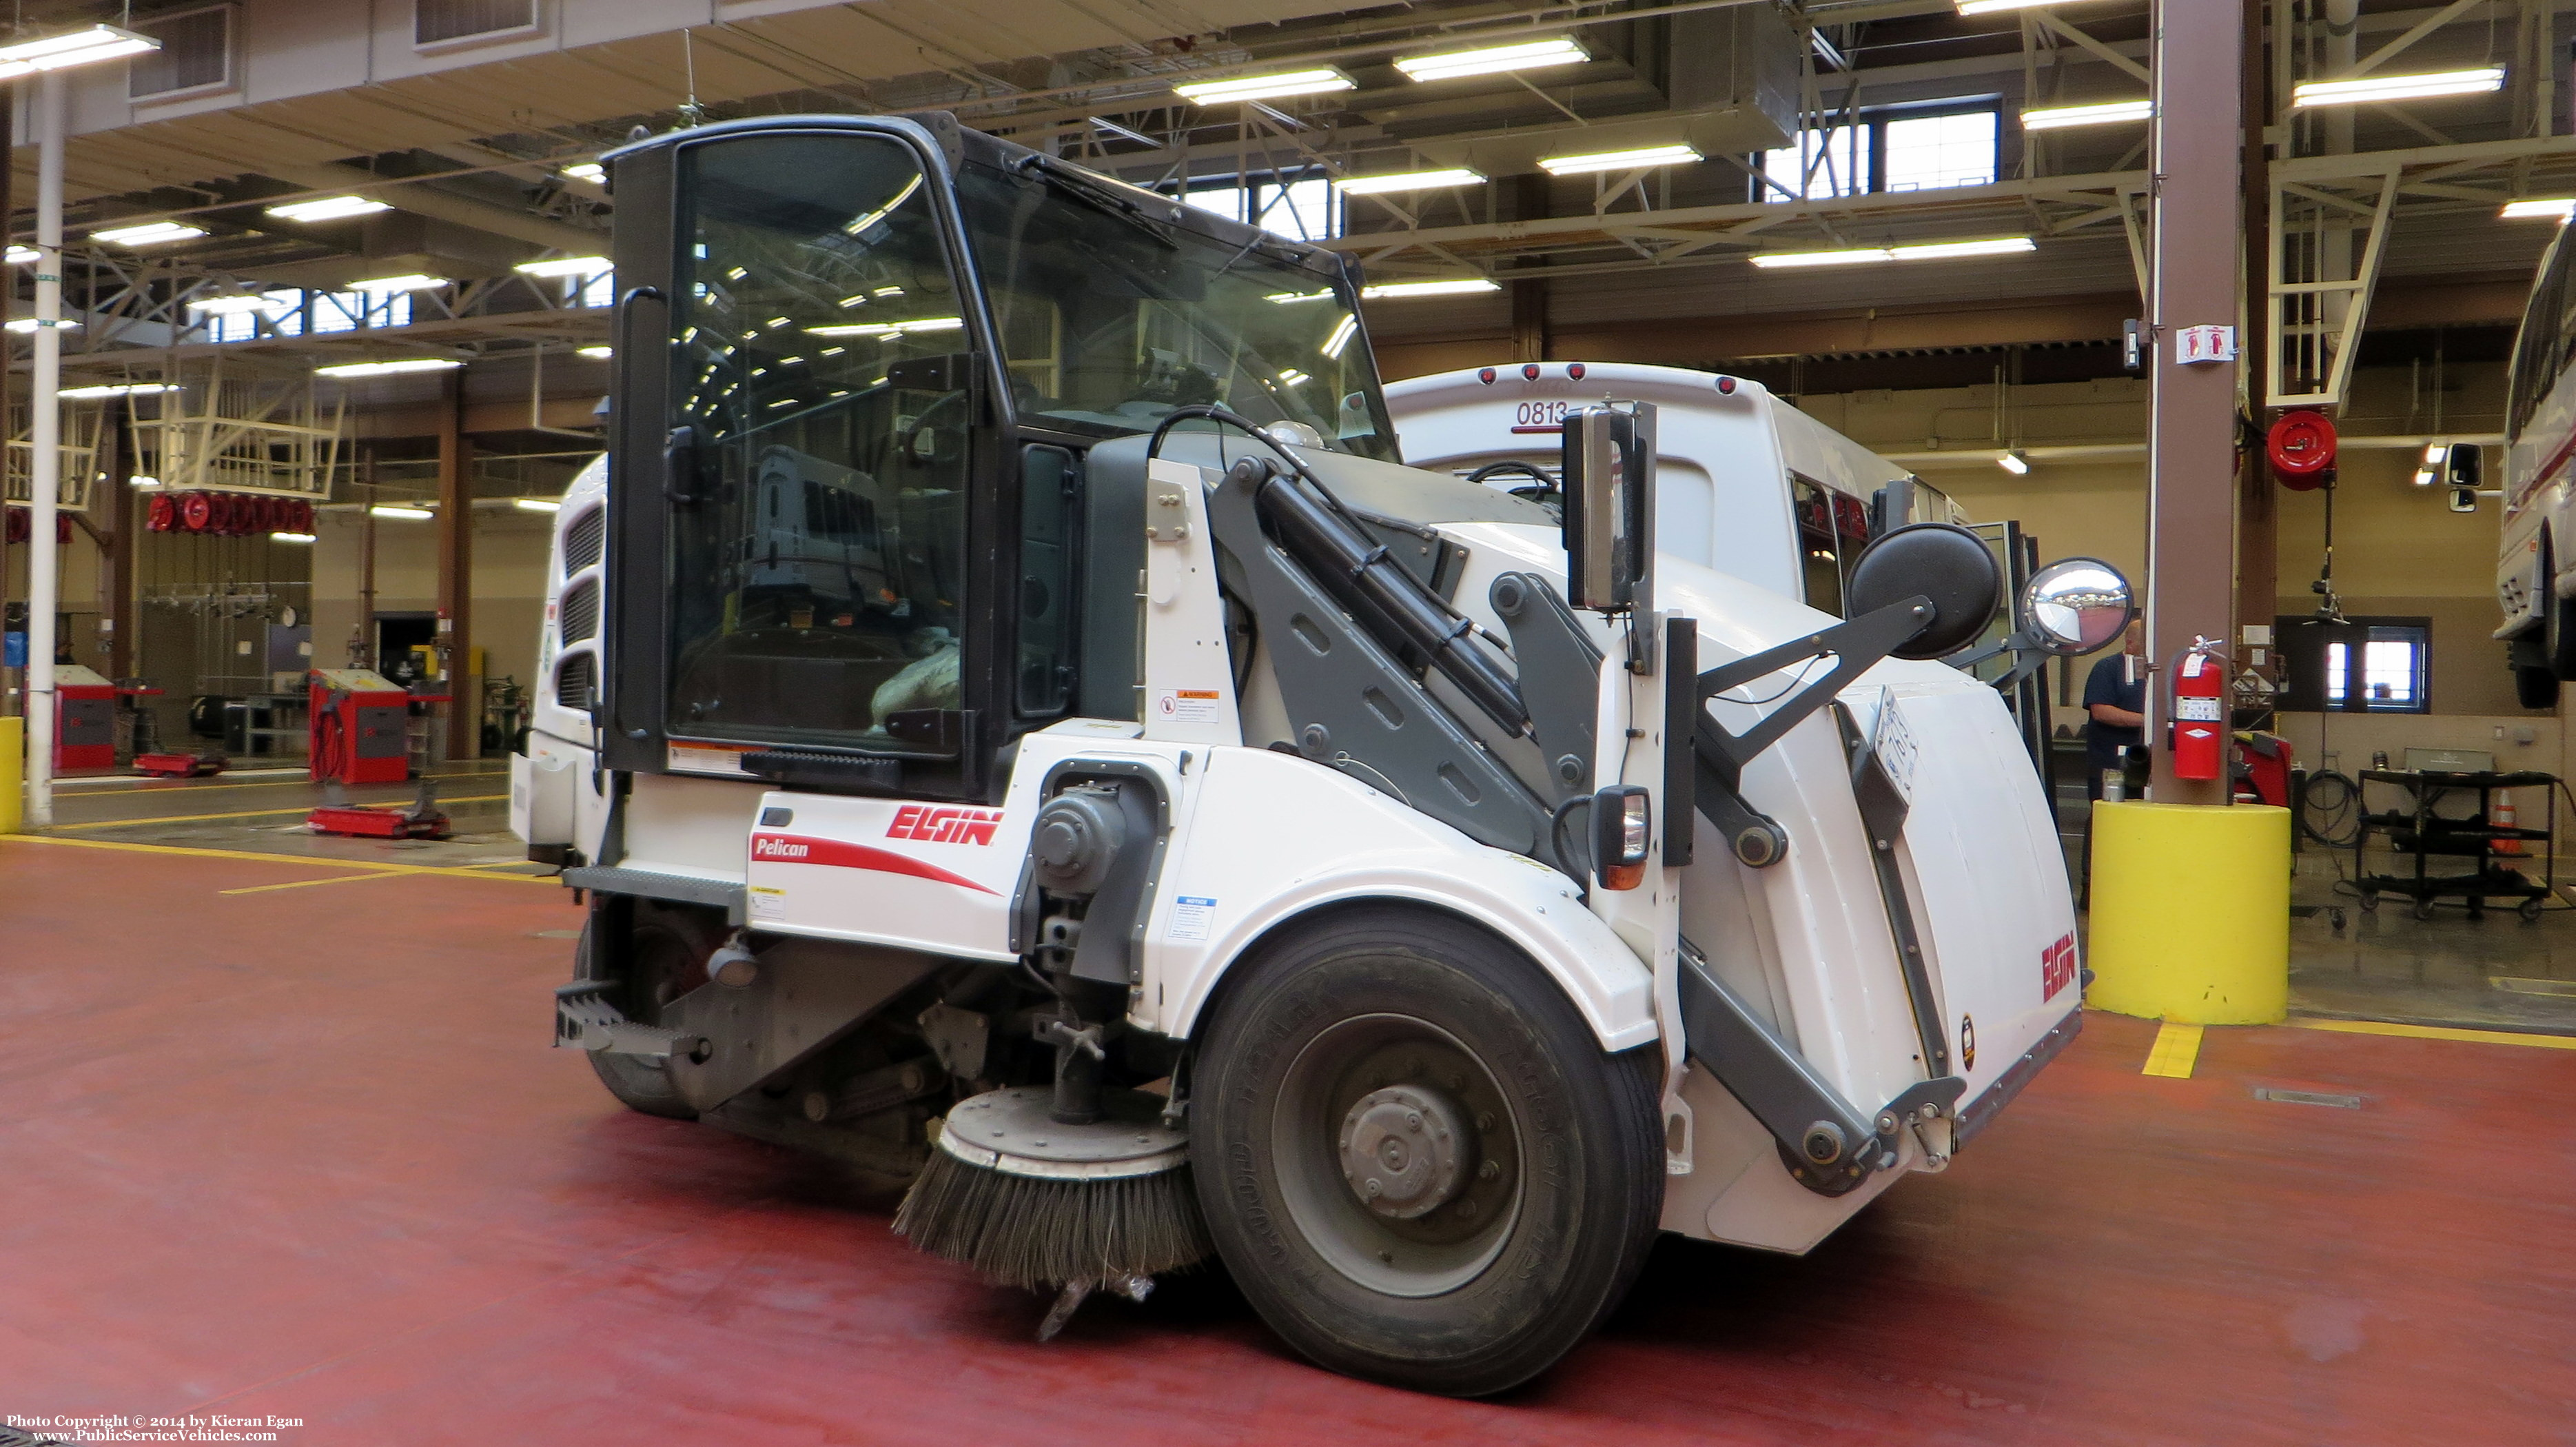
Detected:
left=1245, top=458, right=1531, bottom=737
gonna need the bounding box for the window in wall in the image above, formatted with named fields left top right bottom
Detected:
left=1183, top=174, right=1342, bottom=241
left=575, top=270, right=616, bottom=309
left=1755, top=103, right=1998, bottom=201
left=198, top=290, right=305, bottom=343
left=2275, top=616, right=2432, bottom=714
left=309, top=290, right=415, bottom=333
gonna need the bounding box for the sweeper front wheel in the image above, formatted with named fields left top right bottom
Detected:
left=573, top=900, right=721, bottom=1120
left=1192, top=905, right=1664, bottom=1397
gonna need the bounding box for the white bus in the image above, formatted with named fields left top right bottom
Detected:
left=2497, top=227, right=2576, bottom=707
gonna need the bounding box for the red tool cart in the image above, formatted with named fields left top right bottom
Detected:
left=307, top=667, right=411, bottom=785
left=52, top=664, right=117, bottom=773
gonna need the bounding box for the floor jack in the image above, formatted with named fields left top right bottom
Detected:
left=308, top=776, right=451, bottom=840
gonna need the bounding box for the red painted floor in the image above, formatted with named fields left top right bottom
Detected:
left=6, top=836, right=2576, bottom=1446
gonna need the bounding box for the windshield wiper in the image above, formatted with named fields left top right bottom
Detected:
left=1012, top=156, right=1178, bottom=250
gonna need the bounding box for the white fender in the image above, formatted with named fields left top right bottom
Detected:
left=1143, top=743, right=1657, bottom=1052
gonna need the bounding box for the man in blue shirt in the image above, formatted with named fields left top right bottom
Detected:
left=2083, top=620, right=2148, bottom=798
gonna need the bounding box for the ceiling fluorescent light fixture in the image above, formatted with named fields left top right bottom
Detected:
left=368, top=505, right=433, bottom=520
left=265, top=195, right=388, bottom=224
left=513, top=498, right=562, bottom=512
left=59, top=383, right=176, bottom=399
left=2021, top=99, right=2153, bottom=130
left=1173, top=68, right=1353, bottom=105
left=1889, top=236, right=2036, bottom=260
left=1998, top=449, right=2031, bottom=475
left=1748, top=245, right=1896, bottom=268
left=5, top=245, right=34, bottom=265
left=560, top=163, right=606, bottom=184
left=270, top=532, right=316, bottom=543
left=314, top=358, right=464, bottom=378
left=1360, top=279, right=1501, bottom=298
left=188, top=294, right=278, bottom=315
left=1336, top=168, right=1487, bottom=195
left=1538, top=143, right=1701, bottom=176
left=805, top=316, right=963, bottom=338
left=348, top=273, right=449, bottom=294
left=1394, top=37, right=1587, bottom=82
left=575, top=345, right=612, bottom=359
left=0, top=24, right=156, bottom=77
left=91, top=221, right=205, bottom=247
left=513, top=254, right=610, bottom=278
left=1955, top=0, right=2082, bottom=13
left=2502, top=197, right=2574, bottom=220
left=2293, top=67, right=2504, bottom=107
left=5, top=317, right=79, bottom=333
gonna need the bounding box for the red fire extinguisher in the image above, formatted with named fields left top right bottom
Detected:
left=2169, top=637, right=2227, bottom=781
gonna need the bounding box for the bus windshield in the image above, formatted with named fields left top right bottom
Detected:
left=952, top=160, right=1399, bottom=461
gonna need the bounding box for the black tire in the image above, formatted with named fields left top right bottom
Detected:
left=2517, top=663, right=2559, bottom=711
left=574, top=900, right=721, bottom=1120
left=2548, top=590, right=2576, bottom=680
left=1189, top=905, right=1665, bottom=1397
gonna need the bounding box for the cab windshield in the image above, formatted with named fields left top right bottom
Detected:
left=954, top=161, right=1398, bottom=461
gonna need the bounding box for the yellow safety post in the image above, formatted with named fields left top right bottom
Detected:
left=2087, top=801, right=2289, bottom=1024
left=0, top=715, right=22, bottom=834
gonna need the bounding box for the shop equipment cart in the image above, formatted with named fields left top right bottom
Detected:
left=2355, top=768, right=2558, bottom=921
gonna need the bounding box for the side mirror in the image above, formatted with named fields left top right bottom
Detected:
left=2450, top=487, right=2479, bottom=514
left=2020, top=556, right=2136, bottom=656
left=2446, top=442, right=2482, bottom=489
left=1560, top=404, right=1654, bottom=612
left=1844, top=523, right=2002, bottom=660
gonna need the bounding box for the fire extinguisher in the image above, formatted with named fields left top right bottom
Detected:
left=2169, top=636, right=2227, bottom=781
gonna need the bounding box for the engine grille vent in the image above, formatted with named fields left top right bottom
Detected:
left=562, top=506, right=604, bottom=575
left=558, top=578, right=600, bottom=645
left=555, top=651, right=595, bottom=709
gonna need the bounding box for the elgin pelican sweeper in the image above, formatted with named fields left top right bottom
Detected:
left=512, top=112, right=2129, bottom=1395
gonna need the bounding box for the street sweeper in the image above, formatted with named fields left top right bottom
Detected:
left=513, top=112, right=2129, bottom=1397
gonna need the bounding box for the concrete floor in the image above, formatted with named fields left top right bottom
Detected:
left=9, top=793, right=2576, bottom=1443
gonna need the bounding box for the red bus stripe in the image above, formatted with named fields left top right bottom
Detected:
left=749, top=833, right=998, bottom=894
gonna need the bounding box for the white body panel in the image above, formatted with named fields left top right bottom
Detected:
left=2502, top=230, right=2576, bottom=637
left=513, top=429, right=2076, bottom=1256
left=1384, top=363, right=1965, bottom=603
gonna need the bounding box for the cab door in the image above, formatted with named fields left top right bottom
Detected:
left=603, top=119, right=1014, bottom=804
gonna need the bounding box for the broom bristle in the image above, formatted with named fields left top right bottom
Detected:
left=892, top=1148, right=1213, bottom=1291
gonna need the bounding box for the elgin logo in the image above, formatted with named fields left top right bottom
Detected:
left=2041, top=932, right=2078, bottom=1000
left=888, top=805, right=1003, bottom=846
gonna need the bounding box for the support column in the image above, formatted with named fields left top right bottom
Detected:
left=24, top=70, right=65, bottom=825
left=2145, top=0, right=2244, bottom=805
left=434, top=374, right=473, bottom=760
left=356, top=444, right=378, bottom=667
left=1509, top=174, right=1549, bottom=364
left=99, top=400, right=130, bottom=680
left=2236, top=0, right=2277, bottom=657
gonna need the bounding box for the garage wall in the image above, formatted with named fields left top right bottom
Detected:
left=307, top=507, right=553, bottom=700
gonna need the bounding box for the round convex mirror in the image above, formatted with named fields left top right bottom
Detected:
left=2021, top=557, right=2134, bottom=656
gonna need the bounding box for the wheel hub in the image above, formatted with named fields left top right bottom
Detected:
left=1336, top=1084, right=1471, bottom=1220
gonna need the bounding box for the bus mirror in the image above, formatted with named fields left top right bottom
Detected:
left=2019, top=556, right=2135, bottom=656
left=1846, top=523, right=2003, bottom=660
left=1561, top=404, right=1653, bottom=612
left=2446, top=443, right=2482, bottom=489
left=2450, top=487, right=2478, bottom=514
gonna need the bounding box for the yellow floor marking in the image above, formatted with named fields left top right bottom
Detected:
left=2142, top=1022, right=2205, bottom=1078
left=52, top=794, right=505, bottom=829
left=219, top=870, right=440, bottom=895
left=2293, top=1018, right=2576, bottom=1052
left=49, top=768, right=502, bottom=798
left=0, top=833, right=556, bottom=884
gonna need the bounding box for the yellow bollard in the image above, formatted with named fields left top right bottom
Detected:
left=0, top=715, right=21, bottom=834
left=2087, top=801, right=2289, bottom=1024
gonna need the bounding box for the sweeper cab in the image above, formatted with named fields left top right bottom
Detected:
left=513, top=112, right=2132, bottom=1397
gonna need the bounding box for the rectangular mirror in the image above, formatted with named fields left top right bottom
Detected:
left=1561, top=405, right=1653, bottom=612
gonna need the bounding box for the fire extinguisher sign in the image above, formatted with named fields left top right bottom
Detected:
left=2176, top=696, right=2223, bottom=721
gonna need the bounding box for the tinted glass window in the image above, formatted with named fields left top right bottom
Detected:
left=665, top=132, right=972, bottom=751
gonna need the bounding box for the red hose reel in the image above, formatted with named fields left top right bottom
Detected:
left=2266, top=410, right=2338, bottom=491
left=144, top=490, right=316, bottom=535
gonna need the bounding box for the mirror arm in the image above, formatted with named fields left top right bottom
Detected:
left=1688, top=596, right=1934, bottom=867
